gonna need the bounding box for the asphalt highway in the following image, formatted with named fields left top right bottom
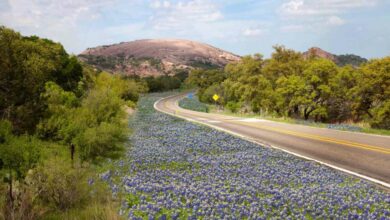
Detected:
left=154, top=93, right=390, bottom=187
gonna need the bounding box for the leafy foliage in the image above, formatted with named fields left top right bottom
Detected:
left=187, top=46, right=390, bottom=129
left=0, top=26, right=83, bottom=134
left=38, top=73, right=130, bottom=163
left=144, top=75, right=182, bottom=92
left=0, top=27, right=139, bottom=219
left=0, top=121, right=41, bottom=182
left=353, top=57, right=390, bottom=129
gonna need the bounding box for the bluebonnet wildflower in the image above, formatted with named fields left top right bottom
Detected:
left=112, top=94, right=389, bottom=219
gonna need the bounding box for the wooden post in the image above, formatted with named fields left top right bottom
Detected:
left=70, top=143, right=75, bottom=167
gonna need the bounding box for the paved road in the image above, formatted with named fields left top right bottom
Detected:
left=155, top=93, right=390, bottom=187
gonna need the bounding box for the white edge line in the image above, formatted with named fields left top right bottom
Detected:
left=154, top=96, right=390, bottom=189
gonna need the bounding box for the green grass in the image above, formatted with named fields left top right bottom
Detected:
left=42, top=200, right=123, bottom=220
left=360, top=127, right=390, bottom=136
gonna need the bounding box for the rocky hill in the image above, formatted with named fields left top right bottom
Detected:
left=303, top=47, right=336, bottom=61
left=303, top=47, right=367, bottom=67
left=78, top=39, right=241, bottom=77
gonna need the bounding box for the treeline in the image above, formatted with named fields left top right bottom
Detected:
left=0, top=26, right=144, bottom=218
left=127, top=69, right=189, bottom=92
left=187, top=46, right=390, bottom=129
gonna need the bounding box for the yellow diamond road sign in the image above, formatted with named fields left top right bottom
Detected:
left=212, top=94, right=219, bottom=101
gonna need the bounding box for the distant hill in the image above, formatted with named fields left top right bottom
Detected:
left=78, top=39, right=241, bottom=77
left=335, top=54, right=368, bottom=67
left=303, top=47, right=337, bottom=62
left=303, top=47, right=367, bottom=67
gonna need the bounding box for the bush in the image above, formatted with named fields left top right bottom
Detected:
left=74, top=122, right=127, bottom=163
left=199, top=84, right=224, bottom=104
left=144, top=76, right=182, bottom=92
left=38, top=73, right=131, bottom=164
left=29, top=157, right=88, bottom=211
left=225, top=101, right=241, bottom=113
left=0, top=181, right=39, bottom=220
left=370, top=100, right=390, bottom=129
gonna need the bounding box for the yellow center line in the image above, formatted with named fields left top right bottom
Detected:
left=161, top=98, right=390, bottom=154
left=231, top=121, right=390, bottom=154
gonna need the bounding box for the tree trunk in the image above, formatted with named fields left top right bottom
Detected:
left=294, top=105, right=299, bottom=117
left=70, top=143, right=75, bottom=168
left=304, top=108, right=310, bottom=120
left=304, top=108, right=308, bottom=120
left=304, top=107, right=315, bottom=120
left=9, top=171, right=12, bottom=199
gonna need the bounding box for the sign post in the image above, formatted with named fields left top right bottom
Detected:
left=212, top=94, right=219, bottom=110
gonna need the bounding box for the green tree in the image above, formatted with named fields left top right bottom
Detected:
left=352, top=57, right=390, bottom=128
left=0, top=26, right=83, bottom=134
left=144, top=75, right=182, bottom=92
left=187, top=69, right=226, bottom=89
left=0, top=121, right=40, bottom=208
left=262, top=45, right=305, bottom=83
left=276, top=75, right=307, bottom=118
left=187, top=69, right=226, bottom=101
left=224, top=55, right=263, bottom=81
left=222, top=54, right=279, bottom=113
left=328, top=65, right=358, bottom=122
left=236, top=75, right=276, bottom=113
left=277, top=59, right=337, bottom=120
left=300, top=59, right=336, bottom=120
left=38, top=73, right=130, bottom=163
left=200, top=84, right=225, bottom=105
left=37, top=82, right=79, bottom=140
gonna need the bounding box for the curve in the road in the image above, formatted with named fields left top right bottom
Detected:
left=154, top=93, right=390, bottom=188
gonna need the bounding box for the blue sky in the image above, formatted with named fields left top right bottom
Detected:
left=0, top=0, right=389, bottom=58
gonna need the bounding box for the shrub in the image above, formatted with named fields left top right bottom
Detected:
left=225, top=101, right=241, bottom=113
left=29, top=157, right=89, bottom=211
left=370, top=100, right=390, bottom=129
left=74, top=122, right=127, bottom=163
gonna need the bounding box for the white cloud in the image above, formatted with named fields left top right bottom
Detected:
left=280, top=0, right=377, bottom=17
left=280, top=24, right=306, bottom=32
left=243, top=27, right=264, bottom=37
left=0, top=0, right=116, bottom=29
left=278, top=0, right=375, bottom=31
left=0, top=0, right=122, bottom=54
left=326, top=16, right=346, bottom=26
left=150, top=0, right=171, bottom=9
left=149, top=0, right=223, bottom=31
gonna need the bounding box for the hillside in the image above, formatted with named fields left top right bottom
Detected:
left=78, top=39, right=241, bottom=77
left=303, top=47, right=367, bottom=67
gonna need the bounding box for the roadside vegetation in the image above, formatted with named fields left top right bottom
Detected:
left=0, top=26, right=146, bottom=219
left=187, top=46, right=390, bottom=131
left=125, top=69, right=189, bottom=93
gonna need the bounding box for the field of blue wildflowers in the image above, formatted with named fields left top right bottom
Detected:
left=104, top=93, right=389, bottom=219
